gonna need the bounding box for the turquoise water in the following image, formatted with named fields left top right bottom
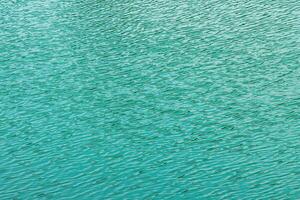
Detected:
left=1, top=0, right=300, bottom=199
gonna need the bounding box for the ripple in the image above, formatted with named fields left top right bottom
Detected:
left=1, top=0, right=300, bottom=199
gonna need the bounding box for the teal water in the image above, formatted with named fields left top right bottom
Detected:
left=1, top=0, right=300, bottom=199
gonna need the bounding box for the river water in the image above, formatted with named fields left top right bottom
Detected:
left=1, top=0, right=300, bottom=199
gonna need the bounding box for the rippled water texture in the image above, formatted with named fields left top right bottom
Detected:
left=1, top=0, right=300, bottom=199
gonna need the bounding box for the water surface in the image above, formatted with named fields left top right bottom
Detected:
left=1, top=0, right=300, bottom=199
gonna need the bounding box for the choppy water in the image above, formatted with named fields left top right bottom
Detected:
left=1, top=0, right=300, bottom=199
